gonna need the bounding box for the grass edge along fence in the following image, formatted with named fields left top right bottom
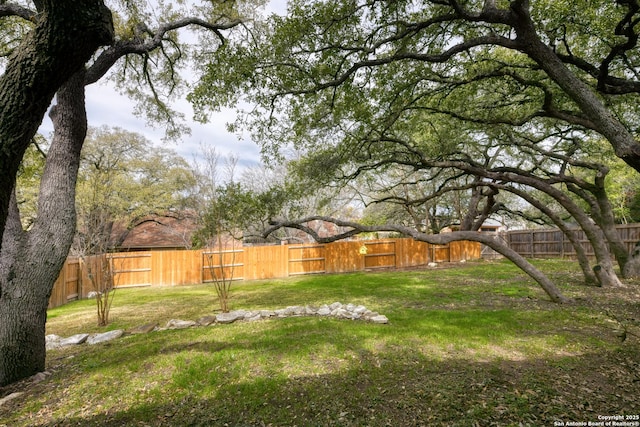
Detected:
left=48, top=238, right=480, bottom=309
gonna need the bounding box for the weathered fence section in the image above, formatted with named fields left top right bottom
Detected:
left=48, top=238, right=481, bottom=309
left=507, top=223, right=640, bottom=259
left=48, top=258, right=80, bottom=309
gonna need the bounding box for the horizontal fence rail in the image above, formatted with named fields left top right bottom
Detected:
left=48, top=238, right=481, bottom=309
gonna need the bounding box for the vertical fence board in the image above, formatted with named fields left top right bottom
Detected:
left=49, top=258, right=79, bottom=309
left=449, top=241, right=462, bottom=262
left=396, top=239, right=430, bottom=268
left=288, top=245, right=326, bottom=276
left=325, top=241, right=363, bottom=273
left=153, top=250, right=204, bottom=286
left=363, top=240, right=396, bottom=270
left=64, top=258, right=80, bottom=301
left=431, top=245, right=450, bottom=262
left=243, top=245, right=288, bottom=280
left=450, top=240, right=482, bottom=261
left=80, top=254, right=106, bottom=297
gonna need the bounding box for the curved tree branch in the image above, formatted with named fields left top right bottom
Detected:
left=264, top=215, right=570, bottom=303
left=85, top=17, right=241, bottom=85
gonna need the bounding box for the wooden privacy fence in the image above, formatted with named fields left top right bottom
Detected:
left=507, top=223, right=640, bottom=259
left=49, top=238, right=480, bottom=309
left=48, top=258, right=80, bottom=309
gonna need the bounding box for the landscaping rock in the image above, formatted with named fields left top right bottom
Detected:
left=45, top=334, right=61, bottom=343
left=216, top=311, right=245, bottom=324
left=370, top=315, right=389, bottom=324
left=245, top=313, right=263, bottom=322
left=288, top=305, right=306, bottom=315
left=128, top=323, right=158, bottom=334
left=46, top=302, right=389, bottom=353
left=332, top=308, right=350, bottom=319
left=363, top=311, right=379, bottom=320
left=353, top=305, right=367, bottom=315
left=45, top=334, right=63, bottom=350
left=87, top=330, right=124, bottom=345
left=45, top=342, right=61, bottom=351
left=166, top=319, right=196, bottom=329
left=31, top=371, right=52, bottom=384
left=196, top=316, right=217, bottom=326
left=0, top=392, right=23, bottom=408
left=46, top=334, right=88, bottom=350
left=58, top=333, right=90, bottom=347
left=317, top=305, right=332, bottom=316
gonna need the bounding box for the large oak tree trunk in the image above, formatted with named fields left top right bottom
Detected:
left=592, top=187, right=632, bottom=277
left=0, top=0, right=112, bottom=387
left=0, top=0, right=112, bottom=252
left=0, top=70, right=89, bottom=386
left=0, top=193, right=48, bottom=385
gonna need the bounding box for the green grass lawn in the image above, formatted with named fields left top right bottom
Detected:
left=1, top=259, right=639, bottom=426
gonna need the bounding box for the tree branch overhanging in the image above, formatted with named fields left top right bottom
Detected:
left=85, top=17, right=242, bottom=85
left=264, top=215, right=570, bottom=304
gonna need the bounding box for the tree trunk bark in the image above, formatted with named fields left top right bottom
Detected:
left=0, top=269, right=49, bottom=385
left=0, top=191, right=45, bottom=385
left=565, top=173, right=630, bottom=278
left=0, top=71, right=88, bottom=386
left=592, top=186, right=631, bottom=276
left=498, top=184, right=598, bottom=285
left=462, top=166, right=624, bottom=287
left=536, top=196, right=622, bottom=287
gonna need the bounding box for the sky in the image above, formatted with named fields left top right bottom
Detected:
left=38, top=0, right=288, bottom=171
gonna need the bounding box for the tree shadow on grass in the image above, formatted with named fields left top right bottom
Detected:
left=50, top=309, right=571, bottom=377
left=10, top=339, right=640, bottom=427
left=4, top=300, right=639, bottom=427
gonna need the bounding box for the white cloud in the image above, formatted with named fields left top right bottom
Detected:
left=38, top=80, right=262, bottom=171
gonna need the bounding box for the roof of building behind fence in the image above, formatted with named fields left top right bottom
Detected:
left=114, top=211, right=199, bottom=251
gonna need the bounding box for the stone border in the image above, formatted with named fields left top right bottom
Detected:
left=45, top=302, right=388, bottom=351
